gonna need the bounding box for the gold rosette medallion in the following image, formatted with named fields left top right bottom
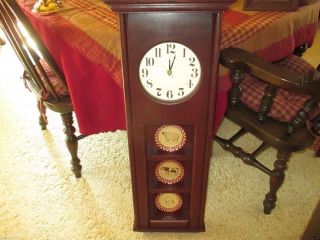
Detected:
left=155, top=193, right=183, bottom=213
left=155, top=160, right=184, bottom=184
left=155, top=125, right=186, bottom=152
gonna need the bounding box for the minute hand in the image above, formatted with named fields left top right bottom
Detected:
left=169, top=55, right=176, bottom=71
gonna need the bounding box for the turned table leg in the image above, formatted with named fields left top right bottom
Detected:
left=61, top=112, right=82, bottom=178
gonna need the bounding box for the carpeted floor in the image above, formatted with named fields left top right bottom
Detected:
left=0, top=30, right=319, bottom=240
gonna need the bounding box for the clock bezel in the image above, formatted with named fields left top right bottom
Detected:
left=138, top=41, right=202, bottom=105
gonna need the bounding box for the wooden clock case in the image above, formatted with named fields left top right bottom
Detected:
left=107, top=0, right=234, bottom=232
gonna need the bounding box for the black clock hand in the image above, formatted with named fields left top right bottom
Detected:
left=169, top=55, right=176, bottom=70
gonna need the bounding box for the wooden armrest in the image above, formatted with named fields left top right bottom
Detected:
left=220, top=48, right=320, bottom=97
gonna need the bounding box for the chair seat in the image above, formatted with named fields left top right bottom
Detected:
left=38, top=59, right=69, bottom=98
left=240, top=55, right=318, bottom=123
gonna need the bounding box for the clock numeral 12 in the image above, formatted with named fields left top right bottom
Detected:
left=167, top=43, right=176, bottom=54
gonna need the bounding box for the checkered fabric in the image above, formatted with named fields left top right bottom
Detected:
left=38, top=58, right=69, bottom=99
left=240, top=55, right=317, bottom=123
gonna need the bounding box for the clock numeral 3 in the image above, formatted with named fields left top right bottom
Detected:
left=191, top=68, right=199, bottom=78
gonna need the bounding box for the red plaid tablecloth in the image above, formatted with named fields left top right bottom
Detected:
left=16, top=0, right=320, bottom=135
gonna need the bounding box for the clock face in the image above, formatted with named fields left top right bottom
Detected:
left=139, top=42, right=201, bottom=103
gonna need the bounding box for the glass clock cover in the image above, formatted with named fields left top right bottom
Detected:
left=139, top=42, right=201, bottom=103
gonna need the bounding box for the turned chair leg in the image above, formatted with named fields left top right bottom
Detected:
left=61, top=112, right=82, bottom=178
left=263, top=150, right=291, bottom=214
left=37, top=100, right=47, bottom=130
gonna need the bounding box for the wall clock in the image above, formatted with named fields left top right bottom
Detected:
left=107, top=0, right=234, bottom=232
left=139, top=42, right=201, bottom=103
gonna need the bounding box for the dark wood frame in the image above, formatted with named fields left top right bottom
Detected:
left=107, top=0, right=234, bottom=232
left=243, top=0, right=299, bottom=11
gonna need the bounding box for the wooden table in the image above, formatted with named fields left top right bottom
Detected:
left=17, top=0, right=320, bottom=135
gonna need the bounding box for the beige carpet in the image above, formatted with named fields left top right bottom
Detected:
left=0, top=33, right=320, bottom=240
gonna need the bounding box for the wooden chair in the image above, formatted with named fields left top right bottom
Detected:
left=216, top=48, right=320, bottom=214
left=0, top=0, right=83, bottom=178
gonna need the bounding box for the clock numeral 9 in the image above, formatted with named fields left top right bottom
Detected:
left=141, top=68, right=149, bottom=78
left=167, top=43, right=176, bottom=54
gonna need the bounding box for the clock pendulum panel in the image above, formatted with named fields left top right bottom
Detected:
left=106, top=0, right=234, bottom=232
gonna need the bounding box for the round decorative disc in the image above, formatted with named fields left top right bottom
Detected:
left=155, top=160, right=184, bottom=184
left=155, top=193, right=183, bottom=213
left=155, top=125, right=186, bottom=152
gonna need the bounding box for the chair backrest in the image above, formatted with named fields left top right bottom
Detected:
left=0, top=0, right=68, bottom=101
left=218, top=48, right=320, bottom=154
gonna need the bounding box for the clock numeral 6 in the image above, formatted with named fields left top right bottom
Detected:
left=166, top=90, right=174, bottom=99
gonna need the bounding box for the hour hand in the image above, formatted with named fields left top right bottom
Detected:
left=168, top=55, right=176, bottom=76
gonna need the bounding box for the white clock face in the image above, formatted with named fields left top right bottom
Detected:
left=139, top=42, right=201, bottom=103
